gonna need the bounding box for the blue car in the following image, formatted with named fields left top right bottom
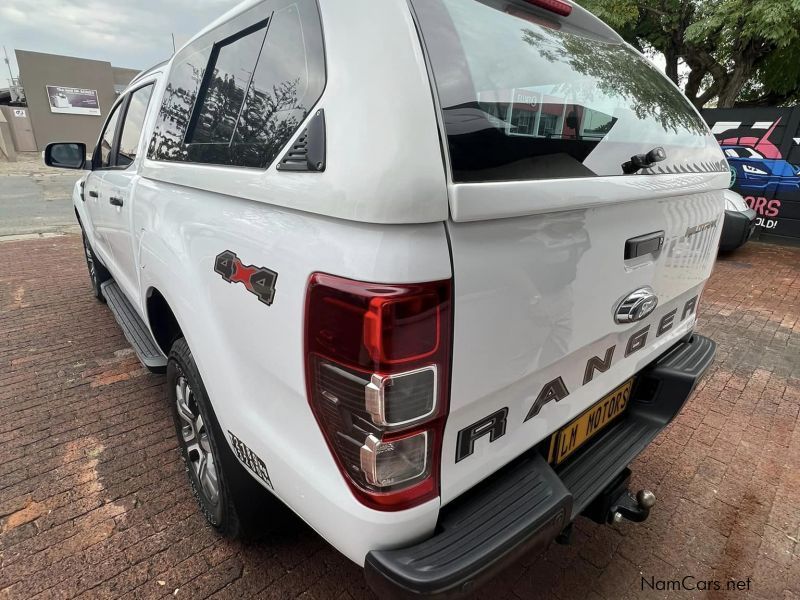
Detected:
left=722, top=145, right=800, bottom=194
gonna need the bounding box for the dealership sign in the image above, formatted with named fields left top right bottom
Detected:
left=45, top=85, right=101, bottom=116
left=704, top=107, right=800, bottom=241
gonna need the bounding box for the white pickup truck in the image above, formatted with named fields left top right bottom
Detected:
left=45, top=0, right=726, bottom=596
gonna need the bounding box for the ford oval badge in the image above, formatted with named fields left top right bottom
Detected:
left=615, top=287, right=659, bottom=324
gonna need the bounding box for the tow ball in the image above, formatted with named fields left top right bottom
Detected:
left=609, top=489, right=656, bottom=523
left=583, top=468, right=656, bottom=525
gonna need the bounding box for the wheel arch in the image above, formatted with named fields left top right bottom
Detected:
left=146, top=287, right=184, bottom=356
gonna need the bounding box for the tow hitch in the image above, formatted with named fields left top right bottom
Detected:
left=609, top=489, right=656, bottom=523
left=583, top=468, right=656, bottom=525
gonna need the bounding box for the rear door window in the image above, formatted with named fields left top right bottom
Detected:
left=411, top=0, right=724, bottom=183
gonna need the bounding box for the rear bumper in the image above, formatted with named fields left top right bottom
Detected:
left=720, top=208, right=757, bottom=251
left=364, top=334, right=716, bottom=598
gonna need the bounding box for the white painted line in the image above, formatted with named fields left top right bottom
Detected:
left=711, top=122, right=741, bottom=134
left=0, top=231, right=77, bottom=243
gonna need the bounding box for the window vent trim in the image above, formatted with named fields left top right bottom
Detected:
left=277, top=108, right=326, bottom=172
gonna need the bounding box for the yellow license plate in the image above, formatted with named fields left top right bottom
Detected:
left=547, top=379, right=633, bottom=465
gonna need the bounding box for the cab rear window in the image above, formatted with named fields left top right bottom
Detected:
left=411, top=0, right=724, bottom=183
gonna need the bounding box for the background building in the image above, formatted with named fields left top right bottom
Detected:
left=0, top=50, right=140, bottom=155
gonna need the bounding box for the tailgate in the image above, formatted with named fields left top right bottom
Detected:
left=408, top=0, right=729, bottom=503
left=441, top=177, right=724, bottom=503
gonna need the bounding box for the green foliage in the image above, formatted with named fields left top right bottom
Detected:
left=575, top=0, right=639, bottom=30
left=574, top=0, right=800, bottom=107
left=686, top=0, right=800, bottom=53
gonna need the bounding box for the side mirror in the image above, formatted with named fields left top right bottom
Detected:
left=43, top=142, right=87, bottom=170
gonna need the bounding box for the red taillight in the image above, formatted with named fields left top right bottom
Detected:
left=304, top=273, right=452, bottom=511
left=524, top=0, right=573, bottom=17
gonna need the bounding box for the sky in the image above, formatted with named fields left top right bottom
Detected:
left=0, top=0, right=241, bottom=83
left=0, top=0, right=672, bottom=87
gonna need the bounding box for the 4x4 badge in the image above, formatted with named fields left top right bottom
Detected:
left=214, top=250, right=278, bottom=306
left=614, top=287, right=658, bottom=324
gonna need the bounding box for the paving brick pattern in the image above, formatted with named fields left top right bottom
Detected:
left=1, top=236, right=799, bottom=599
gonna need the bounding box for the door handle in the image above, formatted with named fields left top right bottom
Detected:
left=625, top=231, right=664, bottom=259
left=109, top=196, right=124, bottom=207
left=88, top=190, right=98, bottom=198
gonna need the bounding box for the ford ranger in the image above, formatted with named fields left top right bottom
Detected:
left=44, top=0, right=725, bottom=596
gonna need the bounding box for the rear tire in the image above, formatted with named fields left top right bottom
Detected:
left=81, top=232, right=110, bottom=302
left=167, top=337, right=287, bottom=538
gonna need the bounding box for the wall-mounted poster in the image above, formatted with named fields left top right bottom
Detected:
left=704, top=107, right=800, bottom=242
left=45, top=85, right=101, bottom=116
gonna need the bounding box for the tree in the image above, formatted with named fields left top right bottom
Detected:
left=574, top=0, right=800, bottom=109
left=521, top=25, right=706, bottom=134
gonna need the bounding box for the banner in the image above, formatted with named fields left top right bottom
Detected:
left=704, top=107, right=800, bottom=241
left=45, top=85, right=101, bottom=116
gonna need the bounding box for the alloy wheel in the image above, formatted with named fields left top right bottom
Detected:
left=83, top=236, right=96, bottom=284
left=175, top=375, right=220, bottom=506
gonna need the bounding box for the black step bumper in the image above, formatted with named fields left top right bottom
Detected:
left=364, top=334, right=715, bottom=598
left=720, top=208, right=757, bottom=251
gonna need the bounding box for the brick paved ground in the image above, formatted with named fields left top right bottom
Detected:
left=1, top=235, right=799, bottom=600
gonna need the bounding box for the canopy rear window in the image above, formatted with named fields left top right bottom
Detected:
left=411, top=0, right=724, bottom=183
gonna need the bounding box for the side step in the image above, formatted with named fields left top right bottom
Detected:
left=101, top=280, right=167, bottom=373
